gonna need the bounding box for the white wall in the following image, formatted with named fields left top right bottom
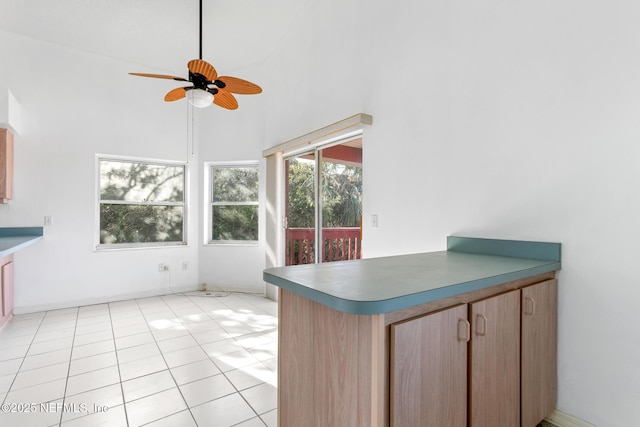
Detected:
left=197, top=91, right=267, bottom=292
left=260, top=0, right=640, bottom=426
left=0, top=30, right=200, bottom=310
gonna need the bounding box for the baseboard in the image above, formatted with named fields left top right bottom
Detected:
left=546, top=409, right=597, bottom=427
left=13, top=285, right=200, bottom=315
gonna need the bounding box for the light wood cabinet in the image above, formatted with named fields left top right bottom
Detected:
left=0, top=255, right=15, bottom=329
left=521, top=279, right=558, bottom=427
left=277, top=272, right=558, bottom=427
left=390, top=304, right=468, bottom=427
left=469, top=290, right=521, bottom=427
left=0, top=128, right=14, bottom=203
left=390, top=281, right=557, bottom=427
left=278, top=289, right=383, bottom=427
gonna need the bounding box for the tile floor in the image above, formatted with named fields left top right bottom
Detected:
left=0, top=291, right=278, bottom=427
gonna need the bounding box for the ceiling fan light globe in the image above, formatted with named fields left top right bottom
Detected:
left=187, top=89, right=214, bottom=108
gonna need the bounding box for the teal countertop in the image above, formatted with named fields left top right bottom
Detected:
left=263, top=236, right=561, bottom=315
left=0, top=227, right=44, bottom=257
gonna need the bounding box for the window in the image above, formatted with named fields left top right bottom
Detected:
left=209, top=163, right=259, bottom=243
left=97, top=157, right=186, bottom=248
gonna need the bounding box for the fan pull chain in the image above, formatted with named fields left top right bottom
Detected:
left=191, top=101, right=194, bottom=158
left=186, top=101, right=196, bottom=162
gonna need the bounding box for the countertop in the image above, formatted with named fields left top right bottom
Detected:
left=0, top=227, right=44, bottom=257
left=263, top=236, right=561, bottom=315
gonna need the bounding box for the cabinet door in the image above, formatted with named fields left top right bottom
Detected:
left=521, top=279, right=557, bottom=427
left=390, top=304, right=468, bottom=427
left=470, top=290, right=520, bottom=427
left=0, top=129, right=14, bottom=203
left=0, top=262, right=3, bottom=318
left=1, top=260, right=14, bottom=321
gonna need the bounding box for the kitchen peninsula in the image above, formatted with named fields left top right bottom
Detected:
left=263, top=236, right=561, bottom=427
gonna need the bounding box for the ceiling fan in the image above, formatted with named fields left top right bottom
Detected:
left=128, top=0, right=262, bottom=110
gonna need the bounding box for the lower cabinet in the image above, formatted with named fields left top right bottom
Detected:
left=469, top=289, right=521, bottom=427
left=521, top=279, right=558, bottom=427
left=277, top=276, right=557, bottom=427
left=0, top=255, right=15, bottom=329
left=390, top=304, right=468, bottom=427
left=390, top=279, right=557, bottom=427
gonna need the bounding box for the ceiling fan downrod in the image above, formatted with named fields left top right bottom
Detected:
left=199, top=0, right=203, bottom=60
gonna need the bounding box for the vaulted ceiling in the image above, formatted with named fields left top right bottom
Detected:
left=0, top=0, right=303, bottom=75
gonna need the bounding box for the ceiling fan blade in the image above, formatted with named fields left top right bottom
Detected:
left=188, top=59, right=217, bottom=81
left=129, top=73, right=188, bottom=82
left=164, top=87, right=189, bottom=102
left=213, top=89, right=238, bottom=110
left=216, top=76, right=262, bottom=94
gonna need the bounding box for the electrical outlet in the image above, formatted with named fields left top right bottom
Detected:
left=158, top=263, right=169, bottom=272
left=182, top=261, right=189, bottom=270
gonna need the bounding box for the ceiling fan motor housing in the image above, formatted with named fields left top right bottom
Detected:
left=190, top=72, right=209, bottom=89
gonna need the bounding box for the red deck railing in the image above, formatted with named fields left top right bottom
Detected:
left=286, top=227, right=362, bottom=265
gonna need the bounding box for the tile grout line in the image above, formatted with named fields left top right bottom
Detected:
left=56, top=305, right=123, bottom=426
left=162, top=292, right=263, bottom=425
left=108, top=301, right=131, bottom=427
left=186, top=293, right=272, bottom=426
left=165, top=292, right=267, bottom=425
left=0, top=312, right=47, bottom=406
left=181, top=292, right=279, bottom=424
left=136, top=294, right=198, bottom=427
left=57, top=306, right=80, bottom=427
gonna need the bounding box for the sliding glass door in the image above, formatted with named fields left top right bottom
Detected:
left=284, top=151, right=317, bottom=265
left=285, top=138, right=362, bottom=265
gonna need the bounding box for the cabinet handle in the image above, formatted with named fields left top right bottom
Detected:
left=457, top=319, right=470, bottom=342
left=523, top=297, right=536, bottom=315
left=475, top=314, right=487, bottom=336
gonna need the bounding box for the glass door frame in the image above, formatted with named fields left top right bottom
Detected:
left=283, top=131, right=363, bottom=265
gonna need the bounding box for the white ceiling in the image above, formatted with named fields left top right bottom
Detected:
left=0, top=0, right=303, bottom=76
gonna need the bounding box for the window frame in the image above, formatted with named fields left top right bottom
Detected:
left=95, top=154, right=189, bottom=251
left=205, top=160, right=260, bottom=246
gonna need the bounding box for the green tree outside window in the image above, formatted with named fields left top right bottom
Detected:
left=99, top=159, right=186, bottom=246
left=211, top=165, right=259, bottom=242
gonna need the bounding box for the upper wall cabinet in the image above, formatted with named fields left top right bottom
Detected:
left=0, top=129, right=14, bottom=203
